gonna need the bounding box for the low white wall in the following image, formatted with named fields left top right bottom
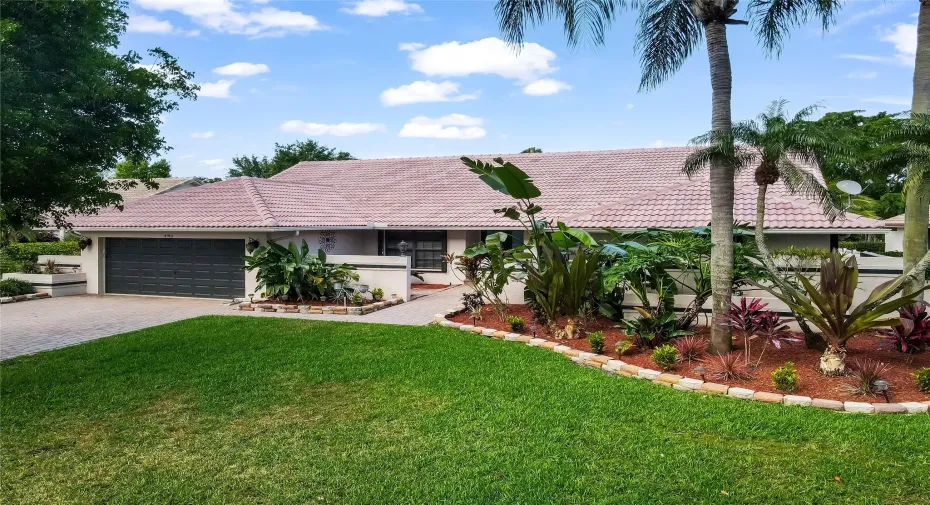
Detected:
left=327, top=254, right=410, bottom=302
left=37, top=254, right=83, bottom=271
left=2, top=272, right=87, bottom=297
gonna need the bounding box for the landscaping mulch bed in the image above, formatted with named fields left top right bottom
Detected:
left=411, top=283, right=450, bottom=290
left=450, top=304, right=930, bottom=403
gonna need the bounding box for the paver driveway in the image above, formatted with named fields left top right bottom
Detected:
left=0, top=287, right=466, bottom=360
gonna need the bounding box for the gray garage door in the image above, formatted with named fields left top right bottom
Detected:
left=105, top=238, right=245, bottom=299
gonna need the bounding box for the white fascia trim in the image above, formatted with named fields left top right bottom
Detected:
left=71, top=226, right=372, bottom=232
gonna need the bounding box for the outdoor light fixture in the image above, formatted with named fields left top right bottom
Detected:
left=695, top=366, right=706, bottom=381
left=248, top=293, right=254, bottom=303
left=531, top=325, right=537, bottom=339
left=398, top=240, right=409, bottom=257
left=873, top=379, right=890, bottom=403
left=78, top=237, right=92, bottom=250
left=246, top=238, right=260, bottom=253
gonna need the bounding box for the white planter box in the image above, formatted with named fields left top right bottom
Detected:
left=2, top=272, right=86, bottom=297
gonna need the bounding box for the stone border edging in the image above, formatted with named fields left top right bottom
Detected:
left=434, top=312, right=930, bottom=416
left=0, top=292, right=51, bottom=304
left=234, top=296, right=404, bottom=316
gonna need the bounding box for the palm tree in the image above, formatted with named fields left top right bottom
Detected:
left=902, top=2, right=930, bottom=296
left=495, top=0, right=842, bottom=354
left=685, top=100, right=845, bottom=349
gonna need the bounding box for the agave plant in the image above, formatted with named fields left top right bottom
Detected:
left=753, top=250, right=929, bottom=375
left=882, top=302, right=930, bottom=354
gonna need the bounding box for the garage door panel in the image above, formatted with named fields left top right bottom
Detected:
left=106, top=238, right=245, bottom=299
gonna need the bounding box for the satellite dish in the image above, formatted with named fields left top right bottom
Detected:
left=836, top=180, right=863, bottom=195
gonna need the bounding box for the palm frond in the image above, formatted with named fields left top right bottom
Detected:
left=749, top=0, right=843, bottom=56
left=495, top=0, right=628, bottom=46
left=636, top=0, right=702, bottom=91
left=779, top=157, right=844, bottom=221
left=683, top=131, right=754, bottom=178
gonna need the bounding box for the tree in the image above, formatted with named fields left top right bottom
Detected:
left=0, top=0, right=197, bottom=230
left=686, top=100, right=845, bottom=350
left=113, top=159, right=172, bottom=179
left=228, top=139, right=354, bottom=178
left=495, top=0, right=842, bottom=354
left=520, top=147, right=543, bottom=153
left=902, top=1, right=930, bottom=297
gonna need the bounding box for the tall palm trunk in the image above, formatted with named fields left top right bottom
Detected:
left=903, top=1, right=930, bottom=296
left=705, top=20, right=735, bottom=354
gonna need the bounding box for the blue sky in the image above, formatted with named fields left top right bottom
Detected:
left=122, top=0, right=921, bottom=178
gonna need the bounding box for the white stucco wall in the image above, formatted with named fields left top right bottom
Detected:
left=886, top=229, right=904, bottom=252
left=272, top=229, right=378, bottom=256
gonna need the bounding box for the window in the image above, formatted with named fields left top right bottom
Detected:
left=380, top=231, right=447, bottom=271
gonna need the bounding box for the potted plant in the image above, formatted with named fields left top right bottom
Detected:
left=371, top=288, right=384, bottom=302
left=351, top=292, right=364, bottom=307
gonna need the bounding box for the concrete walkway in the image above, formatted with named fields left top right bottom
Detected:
left=0, top=286, right=466, bottom=360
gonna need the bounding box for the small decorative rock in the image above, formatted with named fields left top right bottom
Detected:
left=637, top=369, right=661, bottom=380
left=239, top=302, right=252, bottom=307
left=752, top=391, right=784, bottom=404
left=591, top=355, right=611, bottom=365
left=0, top=297, right=13, bottom=303
left=619, top=364, right=642, bottom=376
left=811, top=398, right=844, bottom=411
left=37, top=292, right=51, bottom=298
left=482, top=328, right=497, bottom=337
left=240, top=307, right=255, bottom=312
left=439, top=320, right=456, bottom=327
left=434, top=314, right=446, bottom=322
left=528, top=338, right=547, bottom=347
left=727, top=387, right=755, bottom=400
left=470, top=326, right=484, bottom=334
left=25, top=293, right=38, bottom=299
left=539, top=341, right=557, bottom=350
left=276, top=308, right=287, bottom=313
left=900, top=402, right=929, bottom=414
left=843, top=401, right=875, bottom=414
left=783, top=395, right=812, bottom=407
left=492, top=331, right=508, bottom=339
left=553, top=345, right=571, bottom=354
left=872, top=403, right=907, bottom=414
left=347, top=307, right=362, bottom=315
left=655, top=373, right=681, bottom=384
left=699, top=382, right=729, bottom=395
left=459, top=325, right=474, bottom=332
left=333, top=307, right=348, bottom=315
left=577, top=351, right=596, bottom=361
left=322, top=307, right=334, bottom=314
left=604, top=360, right=625, bottom=371
left=310, top=307, right=323, bottom=314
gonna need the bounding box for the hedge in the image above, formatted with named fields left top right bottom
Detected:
left=839, top=241, right=885, bottom=254
left=0, top=241, right=80, bottom=273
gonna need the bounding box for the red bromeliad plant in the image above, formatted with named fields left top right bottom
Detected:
left=727, top=298, right=767, bottom=365
left=751, top=312, right=801, bottom=367
left=882, top=302, right=930, bottom=354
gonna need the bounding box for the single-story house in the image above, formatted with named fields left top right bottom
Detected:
left=69, top=147, right=885, bottom=299
left=109, top=177, right=203, bottom=204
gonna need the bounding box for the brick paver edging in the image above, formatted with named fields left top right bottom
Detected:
left=434, top=314, right=930, bottom=416
left=0, top=292, right=51, bottom=304
left=234, top=296, right=404, bottom=316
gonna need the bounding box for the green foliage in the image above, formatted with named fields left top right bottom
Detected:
left=614, top=339, right=633, bottom=356
left=351, top=292, right=363, bottom=306
left=372, top=288, right=384, bottom=300
left=520, top=147, right=542, bottom=153
left=243, top=240, right=357, bottom=301
left=228, top=139, right=354, bottom=178
left=753, top=251, right=929, bottom=349
left=462, top=232, right=516, bottom=321
left=113, top=159, right=171, bottom=179
left=771, top=362, right=799, bottom=392
left=621, top=307, right=692, bottom=349
left=651, top=344, right=678, bottom=371
left=839, top=241, right=885, bottom=254
left=507, top=315, right=525, bottom=332
left=0, top=278, right=34, bottom=296
left=587, top=331, right=605, bottom=354
left=0, top=241, right=80, bottom=273
left=914, top=367, right=930, bottom=393
left=1, top=0, right=197, bottom=229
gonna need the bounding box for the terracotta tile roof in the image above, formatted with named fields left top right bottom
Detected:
left=109, top=177, right=201, bottom=203
left=73, top=147, right=884, bottom=230
left=71, top=178, right=368, bottom=228
left=885, top=214, right=906, bottom=228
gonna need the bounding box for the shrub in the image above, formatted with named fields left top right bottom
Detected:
left=462, top=292, right=483, bottom=320
left=842, top=359, right=889, bottom=396
left=913, top=367, right=930, bottom=393
left=708, top=352, right=753, bottom=381
left=508, top=315, right=525, bottom=332
left=351, top=292, right=363, bottom=306
left=882, top=302, right=930, bottom=353
left=371, top=288, right=384, bottom=300
left=673, top=336, right=706, bottom=363
left=0, top=241, right=80, bottom=273
left=839, top=241, right=884, bottom=254
left=651, top=344, right=677, bottom=371
left=771, top=362, right=799, bottom=392
left=0, top=278, right=35, bottom=297
left=243, top=240, right=358, bottom=301
left=614, top=340, right=633, bottom=356
left=587, top=331, right=605, bottom=354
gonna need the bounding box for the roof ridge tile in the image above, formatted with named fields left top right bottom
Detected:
left=240, top=177, right=279, bottom=227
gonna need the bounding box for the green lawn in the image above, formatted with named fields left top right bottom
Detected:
left=2, top=317, right=928, bottom=504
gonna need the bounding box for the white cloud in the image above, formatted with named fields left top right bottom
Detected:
left=342, top=0, right=423, bottom=17
left=380, top=80, right=478, bottom=106
left=127, top=14, right=174, bottom=34
left=201, top=158, right=224, bottom=166
left=213, top=62, right=270, bottom=76
left=406, top=37, right=559, bottom=83
left=846, top=70, right=878, bottom=80
left=198, top=79, right=235, bottom=99
left=862, top=95, right=912, bottom=106
left=179, top=154, right=195, bottom=159
left=522, top=79, right=571, bottom=96
left=398, top=42, right=425, bottom=51
left=880, top=23, right=917, bottom=65
left=190, top=131, right=215, bottom=139
left=280, top=120, right=386, bottom=136
left=837, top=54, right=892, bottom=63
left=136, top=0, right=327, bottom=37
left=833, top=4, right=898, bottom=32
left=626, top=103, right=634, bottom=109
left=399, top=114, right=486, bottom=140
left=651, top=140, right=666, bottom=148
